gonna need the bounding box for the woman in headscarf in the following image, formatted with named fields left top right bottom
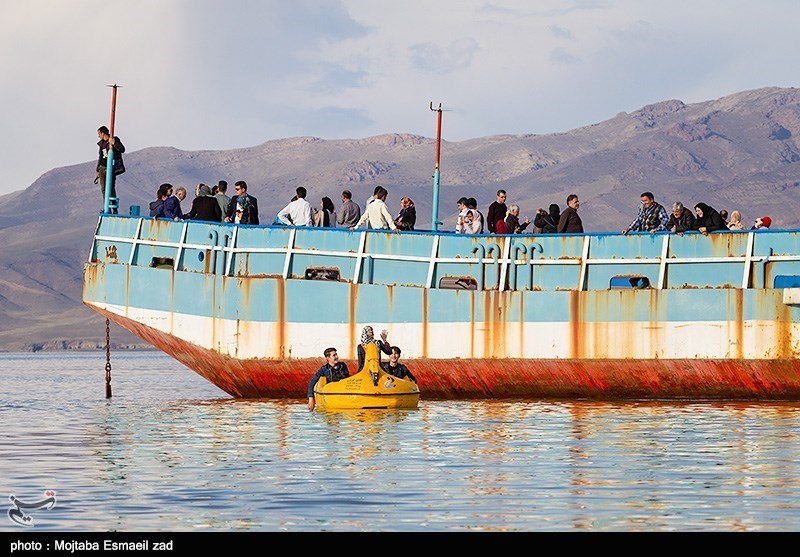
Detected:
left=464, top=209, right=482, bottom=234
left=534, top=203, right=560, bottom=233
left=727, top=210, right=745, bottom=230
left=693, top=202, right=726, bottom=235
left=186, top=183, right=223, bottom=222
left=394, top=197, right=416, bottom=231
left=357, top=325, right=392, bottom=372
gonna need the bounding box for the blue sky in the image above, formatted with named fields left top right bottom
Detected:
left=1, top=0, right=798, bottom=196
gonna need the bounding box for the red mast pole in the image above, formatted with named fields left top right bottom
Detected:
left=109, top=84, right=118, bottom=138
left=430, top=102, right=444, bottom=231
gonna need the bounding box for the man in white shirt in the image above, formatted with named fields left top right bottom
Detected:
left=351, top=186, right=398, bottom=233
left=455, top=196, right=469, bottom=233
left=363, top=185, right=382, bottom=213
left=277, top=186, right=313, bottom=226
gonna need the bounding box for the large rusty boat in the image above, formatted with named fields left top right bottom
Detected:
left=82, top=215, right=800, bottom=399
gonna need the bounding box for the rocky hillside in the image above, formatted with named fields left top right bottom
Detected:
left=1, top=86, right=799, bottom=350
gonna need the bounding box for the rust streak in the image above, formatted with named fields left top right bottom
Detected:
left=518, top=292, right=525, bottom=358
left=348, top=282, right=357, bottom=361
left=483, top=290, right=492, bottom=359
left=648, top=289, right=661, bottom=359
left=276, top=278, right=286, bottom=360
left=422, top=288, right=428, bottom=358
left=569, top=290, right=580, bottom=359
left=735, top=288, right=744, bottom=360
left=469, top=290, right=475, bottom=359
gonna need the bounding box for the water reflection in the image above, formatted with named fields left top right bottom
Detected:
left=2, top=352, right=800, bottom=531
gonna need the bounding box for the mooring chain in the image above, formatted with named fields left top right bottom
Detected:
left=105, top=318, right=112, bottom=398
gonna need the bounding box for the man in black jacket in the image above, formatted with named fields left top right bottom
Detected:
left=307, top=347, right=350, bottom=410
left=381, top=346, right=417, bottom=383
left=557, top=194, right=583, bottom=233
left=486, top=190, right=507, bottom=233
left=224, top=181, right=260, bottom=225
left=95, top=125, right=125, bottom=213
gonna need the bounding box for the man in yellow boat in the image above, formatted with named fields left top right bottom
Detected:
left=307, top=347, right=350, bottom=411
left=381, top=346, right=417, bottom=383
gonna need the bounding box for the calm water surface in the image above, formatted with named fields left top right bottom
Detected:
left=1, top=351, right=799, bottom=532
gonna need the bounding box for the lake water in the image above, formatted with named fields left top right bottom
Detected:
left=2, top=351, right=800, bottom=532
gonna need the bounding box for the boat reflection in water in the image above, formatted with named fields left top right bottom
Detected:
left=31, top=350, right=796, bottom=531
left=84, top=400, right=800, bottom=529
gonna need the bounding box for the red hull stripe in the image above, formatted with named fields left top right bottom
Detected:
left=99, top=308, right=800, bottom=400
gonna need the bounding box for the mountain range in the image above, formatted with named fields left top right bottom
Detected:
left=1, top=86, right=799, bottom=350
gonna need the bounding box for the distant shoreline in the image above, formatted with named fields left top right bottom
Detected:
left=0, top=345, right=157, bottom=353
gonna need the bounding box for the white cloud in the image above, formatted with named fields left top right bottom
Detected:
left=549, top=25, right=574, bottom=40
left=549, top=48, right=582, bottom=65
left=0, top=0, right=799, bottom=195
left=409, top=38, right=481, bottom=73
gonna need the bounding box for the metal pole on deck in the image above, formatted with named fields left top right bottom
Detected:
left=430, top=102, right=444, bottom=231
left=103, top=84, right=119, bottom=214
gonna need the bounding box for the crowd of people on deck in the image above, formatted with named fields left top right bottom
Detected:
left=96, top=123, right=775, bottom=235
left=142, top=182, right=773, bottom=236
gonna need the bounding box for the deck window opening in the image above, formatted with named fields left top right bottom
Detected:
left=610, top=275, right=651, bottom=289
left=151, top=257, right=174, bottom=269
left=305, top=267, right=341, bottom=281
left=439, top=276, right=478, bottom=290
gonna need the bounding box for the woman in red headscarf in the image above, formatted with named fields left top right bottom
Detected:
left=394, top=197, right=416, bottom=231
left=752, top=216, right=772, bottom=230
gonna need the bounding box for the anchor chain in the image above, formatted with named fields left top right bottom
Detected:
left=105, top=318, right=112, bottom=398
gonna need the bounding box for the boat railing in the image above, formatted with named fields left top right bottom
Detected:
left=88, top=215, right=800, bottom=292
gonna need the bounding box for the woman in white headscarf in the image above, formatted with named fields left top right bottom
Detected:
left=357, top=325, right=392, bottom=372
left=727, top=210, right=745, bottom=230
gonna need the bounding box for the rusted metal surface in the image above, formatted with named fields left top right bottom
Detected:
left=87, top=304, right=800, bottom=400
left=82, top=219, right=800, bottom=400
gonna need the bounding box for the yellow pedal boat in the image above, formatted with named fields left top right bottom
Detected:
left=313, top=343, right=420, bottom=410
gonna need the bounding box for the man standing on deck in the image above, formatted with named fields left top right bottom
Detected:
left=351, top=187, right=398, bottom=232
left=277, top=186, right=312, bottom=226
left=557, top=194, right=583, bottom=233
left=95, top=125, right=125, bottom=214
left=162, top=186, right=187, bottom=220
left=225, top=181, right=260, bottom=225
left=307, top=347, right=350, bottom=410
left=337, top=189, right=361, bottom=228
left=486, top=190, right=507, bottom=233
left=622, top=192, right=669, bottom=235
left=215, top=181, right=231, bottom=216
